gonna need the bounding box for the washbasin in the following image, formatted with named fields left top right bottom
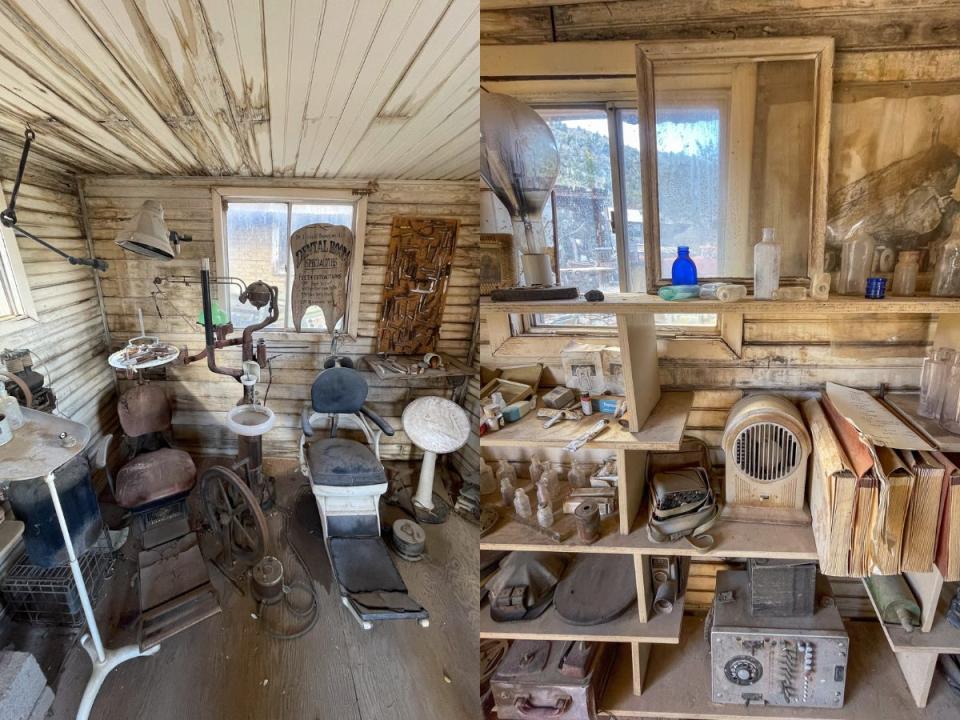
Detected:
left=225, top=403, right=276, bottom=437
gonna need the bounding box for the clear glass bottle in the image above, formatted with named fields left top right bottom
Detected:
left=753, top=227, right=780, bottom=300
left=496, top=459, right=517, bottom=487
left=891, top=250, right=920, bottom=296
left=838, top=227, right=875, bottom=296
left=0, top=385, right=23, bottom=430
left=500, top=474, right=515, bottom=507
left=931, top=234, right=960, bottom=297
left=479, top=458, right=496, bottom=495
left=671, top=246, right=698, bottom=286
left=940, top=355, right=960, bottom=434
left=536, top=477, right=553, bottom=508
left=513, top=488, right=532, bottom=519
left=920, top=348, right=956, bottom=419
left=568, top=461, right=593, bottom=488
left=528, top=454, right=547, bottom=484
left=537, top=502, right=555, bottom=528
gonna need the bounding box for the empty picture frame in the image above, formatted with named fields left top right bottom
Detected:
left=635, top=37, right=834, bottom=291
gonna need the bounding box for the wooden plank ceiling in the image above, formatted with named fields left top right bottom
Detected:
left=0, top=0, right=479, bottom=180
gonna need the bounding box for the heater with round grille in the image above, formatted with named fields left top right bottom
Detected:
left=721, top=395, right=811, bottom=522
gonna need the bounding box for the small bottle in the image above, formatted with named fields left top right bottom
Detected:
left=479, top=458, right=496, bottom=495
left=932, top=233, right=960, bottom=297
left=529, top=455, right=547, bottom=484
left=496, top=459, right=517, bottom=487
left=499, top=474, right=515, bottom=507
left=920, top=348, right=956, bottom=419
left=671, top=246, right=698, bottom=286
left=541, top=467, right=560, bottom=497
left=537, top=502, right=555, bottom=529
left=513, top=488, right=532, bottom=518
left=940, top=355, right=960, bottom=434
left=0, top=385, right=23, bottom=430
left=536, top=478, right=552, bottom=507
left=891, top=251, right=920, bottom=296
left=838, top=227, right=875, bottom=296
left=568, top=461, right=593, bottom=488
left=580, top=392, right=593, bottom=416
left=753, top=227, right=780, bottom=300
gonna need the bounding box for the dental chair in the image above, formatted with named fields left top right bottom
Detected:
left=299, top=358, right=429, bottom=629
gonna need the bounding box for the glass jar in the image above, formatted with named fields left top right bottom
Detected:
left=537, top=502, right=555, bottom=528
left=513, top=488, right=532, bottom=519
left=567, top=461, right=594, bottom=488
left=940, top=356, right=960, bottom=434
left=838, top=227, right=875, bottom=296
left=920, top=348, right=955, bottom=419
left=891, top=250, right=920, bottom=296
left=931, top=234, right=960, bottom=297
left=671, top=246, right=698, bottom=286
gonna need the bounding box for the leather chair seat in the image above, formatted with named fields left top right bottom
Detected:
left=307, top=438, right=386, bottom=487
left=115, top=448, right=196, bottom=510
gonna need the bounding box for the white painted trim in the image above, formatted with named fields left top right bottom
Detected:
left=210, top=186, right=367, bottom=338
left=0, top=186, right=38, bottom=323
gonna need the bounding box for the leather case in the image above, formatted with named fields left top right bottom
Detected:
left=491, top=640, right=613, bottom=719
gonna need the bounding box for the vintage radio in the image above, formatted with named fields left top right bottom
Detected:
left=711, top=570, right=848, bottom=708
left=492, top=640, right=613, bottom=720
left=721, top=395, right=811, bottom=523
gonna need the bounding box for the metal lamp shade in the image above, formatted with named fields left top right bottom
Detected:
left=480, top=93, right=559, bottom=242
left=115, top=200, right=175, bottom=260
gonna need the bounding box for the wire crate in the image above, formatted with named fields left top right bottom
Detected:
left=0, top=533, right=115, bottom=627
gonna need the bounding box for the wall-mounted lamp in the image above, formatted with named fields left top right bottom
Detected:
left=115, top=200, right=192, bottom=260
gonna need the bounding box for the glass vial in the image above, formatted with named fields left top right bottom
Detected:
left=940, top=355, right=960, bottom=434
left=568, top=462, right=593, bottom=488
left=499, top=475, right=515, bottom=507
left=753, top=227, right=780, bottom=300
left=513, top=488, right=532, bottom=519
left=537, top=502, right=555, bottom=528
left=932, top=234, right=960, bottom=297
left=919, top=348, right=956, bottom=419
left=891, top=251, right=920, bottom=297
left=671, top=246, right=698, bottom=286
left=838, top=227, right=875, bottom=296
left=528, top=455, right=547, bottom=484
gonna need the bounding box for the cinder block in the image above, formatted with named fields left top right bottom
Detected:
left=27, top=685, right=54, bottom=720
left=0, top=651, right=49, bottom=720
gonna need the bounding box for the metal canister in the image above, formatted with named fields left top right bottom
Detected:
left=251, top=555, right=284, bottom=605
left=575, top=501, right=601, bottom=543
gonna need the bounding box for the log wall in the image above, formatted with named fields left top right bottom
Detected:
left=81, top=176, right=479, bottom=460
left=0, top=141, right=115, bottom=447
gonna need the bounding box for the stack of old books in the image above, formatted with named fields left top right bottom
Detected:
left=801, top=383, right=960, bottom=579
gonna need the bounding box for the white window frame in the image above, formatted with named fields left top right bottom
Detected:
left=0, top=187, right=38, bottom=322
left=211, top=187, right=368, bottom=338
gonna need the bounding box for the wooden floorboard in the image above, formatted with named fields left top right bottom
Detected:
left=45, top=460, right=478, bottom=720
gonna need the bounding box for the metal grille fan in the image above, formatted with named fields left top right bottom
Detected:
left=732, top=422, right=802, bottom=483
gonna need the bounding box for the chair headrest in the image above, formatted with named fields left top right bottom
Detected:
left=118, top=384, right=172, bottom=437
left=311, top=366, right=368, bottom=414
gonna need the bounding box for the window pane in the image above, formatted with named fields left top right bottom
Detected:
left=225, top=203, right=288, bottom=329
left=621, top=109, right=718, bottom=328
left=289, top=203, right=354, bottom=331
left=537, top=108, right=617, bottom=328
left=654, top=106, right=722, bottom=279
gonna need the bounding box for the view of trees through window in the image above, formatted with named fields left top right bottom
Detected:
left=536, top=106, right=719, bottom=329
left=225, top=201, right=354, bottom=331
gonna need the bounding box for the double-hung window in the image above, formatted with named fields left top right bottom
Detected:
left=0, top=191, right=36, bottom=322
left=213, top=189, right=367, bottom=336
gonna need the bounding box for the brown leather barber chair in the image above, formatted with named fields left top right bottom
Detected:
left=99, top=384, right=197, bottom=547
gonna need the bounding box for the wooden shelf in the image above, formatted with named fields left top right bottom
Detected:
left=480, top=294, right=960, bottom=316
left=866, top=581, right=960, bottom=654
left=601, top=617, right=960, bottom=719
left=884, top=393, right=960, bottom=453
left=480, top=391, right=692, bottom=451
left=479, top=594, right=684, bottom=643
left=481, top=505, right=820, bottom=560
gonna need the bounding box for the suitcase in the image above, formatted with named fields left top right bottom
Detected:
left=491, top=640, right=613, bottom=720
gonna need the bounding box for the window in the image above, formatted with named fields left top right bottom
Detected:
left=214, top=189, right=366, bottom=335
left=0, top=216, right=36, bottom=322
left=531, top=105, right=717, bottom=331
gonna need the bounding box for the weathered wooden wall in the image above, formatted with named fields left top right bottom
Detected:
left=82, top=176, right=478, bottom=460
left=478, top=0, right=960, bottom=460
left=0, top=138, right=115, bottom=445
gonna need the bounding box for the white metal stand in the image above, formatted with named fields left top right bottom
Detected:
left=413, top=449, right=438, bottom=510
left=43, top=471, right=159, bottom=720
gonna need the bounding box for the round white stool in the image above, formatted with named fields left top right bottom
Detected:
left=402, top=396, right=471, bottom=522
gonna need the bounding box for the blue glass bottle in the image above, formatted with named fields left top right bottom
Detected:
left=671, top=246, right=698, bottom=285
